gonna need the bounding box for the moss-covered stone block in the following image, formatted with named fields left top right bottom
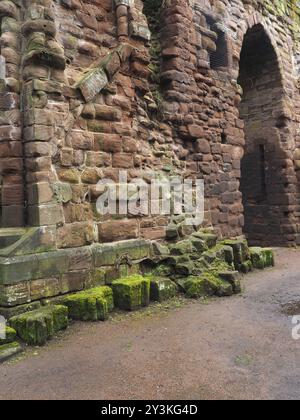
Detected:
left=241, top=260, right=253, bottom=274
left=169, top=239, right=196, bottom=256
left=193, top=232, right=217, bottom=248
left=219, top=271, right=242, bottom=294
left=182, top=273, right=233, bottom=299
left=0, top=342, right=22, bottom=363
left=250, top=247, right=275, bottom=269
left=9, top=305, right=68, bottom=346
left=223, top=239, right=250, bottom=269
left=181, top=276, right=216, bottom=299
left=191, top=238, right=208, bottom=253
left=262, top=248, right=275, bottom=267
left=250, top=247, right=265, bottom=269
left=215, top=280, right=234, bottom=297
left=0, top=326, right=16, bottom=345
left=149, top=277, right=177, bottom=302
left=62, top=286, right=114, bottom=321
left=112, top=275, right=150, bottom=311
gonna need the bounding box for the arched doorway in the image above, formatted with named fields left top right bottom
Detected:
left=238, top=24, right=291, bottom=246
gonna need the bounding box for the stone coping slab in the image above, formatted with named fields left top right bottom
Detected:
left=0, top=239, right=152, bottom=285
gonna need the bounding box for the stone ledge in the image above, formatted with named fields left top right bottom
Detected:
left=0, top=239, right=153, bottom=286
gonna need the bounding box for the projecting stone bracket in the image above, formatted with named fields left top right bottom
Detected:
left=75, top=43, right=133, bottom=103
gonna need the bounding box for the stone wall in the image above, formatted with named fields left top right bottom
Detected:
left=1, top=0, right=300, bottom=248
left=159, top=0, right=300, bottom=245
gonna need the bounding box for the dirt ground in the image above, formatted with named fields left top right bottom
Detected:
left=0, top=248, right=300, bottom=400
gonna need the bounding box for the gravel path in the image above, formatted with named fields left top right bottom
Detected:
left=0, top=248, right=300, bottom=400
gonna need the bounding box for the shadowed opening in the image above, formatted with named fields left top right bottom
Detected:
left=238, top=24, right=290, bottom=246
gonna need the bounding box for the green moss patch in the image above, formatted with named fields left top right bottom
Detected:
left=9, top=305, right=68, bottom=346
left=62, top=286, right=114, bottom=321
left=181, top=261, right=236, bottom=299
left=182, top=276, right=217, bottom=299
left=112, top=275, right=150, bottom=311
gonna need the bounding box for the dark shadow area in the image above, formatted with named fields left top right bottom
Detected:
left=238, top=24, right=291, bottom=246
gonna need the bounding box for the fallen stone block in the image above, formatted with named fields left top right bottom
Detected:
left=223, top=239, right=250, bottom=269
left=149, top=277, right=177, bottom=302
left=240, top=260, right=253, bottom=274
left=250, top=247, right=275, bottom=269
left=262, top=248, right=275, bottom=267
left=193, top=232, right=217, bottom=249
left=112, top=275, right=150, bottom=311
left=62, top=286, right=114, bottom=321
left=9, top=305, right=68, bottom=346
left=250, top=247, right=265, bottom=269
left=169, top=239, right=196, bottom=256
left=0, top=342, right=22, bottom=363
left=219, top=271, right=242, bottom=294
left=0, top=326, right=17, bottom=345
left=181, top=274, right=233, bottom=299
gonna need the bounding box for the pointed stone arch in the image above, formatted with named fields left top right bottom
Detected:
left=237, top=22, right=297, bottom=246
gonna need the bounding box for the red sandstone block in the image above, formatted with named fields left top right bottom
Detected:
left=0, top=141, right=22, bottom=157
left=141, top=227, right=166, bottom=241
left=25, top=142, right=51, bottom=157
left=0, top=126, right=21, bottom=142
left=98, top=219, right=139, bottom=242
left=76, top=11, right=98, bottom=31
left=112, top=153, right=134, bottom=169
left=2, top=185, right=24, bottom=205
left=0, top=158, right=23, bottom=174
left=94, top=104, right=122, bottom=121
left=187, top=124, right=205, bottom=139
left=68, top=130, right=94, bottom=150
left=57, top=222, right=95, bottom=248
left=95, top=133, right=122, bottom=153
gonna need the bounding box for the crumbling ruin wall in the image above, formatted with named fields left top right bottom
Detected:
left=1, top=0, right=300, bottom=247
left=159, top=0, right=300, bottom=245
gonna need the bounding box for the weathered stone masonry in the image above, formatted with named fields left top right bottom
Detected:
left=0, top=0, right=300, bottom=316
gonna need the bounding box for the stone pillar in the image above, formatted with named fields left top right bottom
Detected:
left=0, top=1, right=24, bottom=227
left=21, top=0, right=65, bottom=227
